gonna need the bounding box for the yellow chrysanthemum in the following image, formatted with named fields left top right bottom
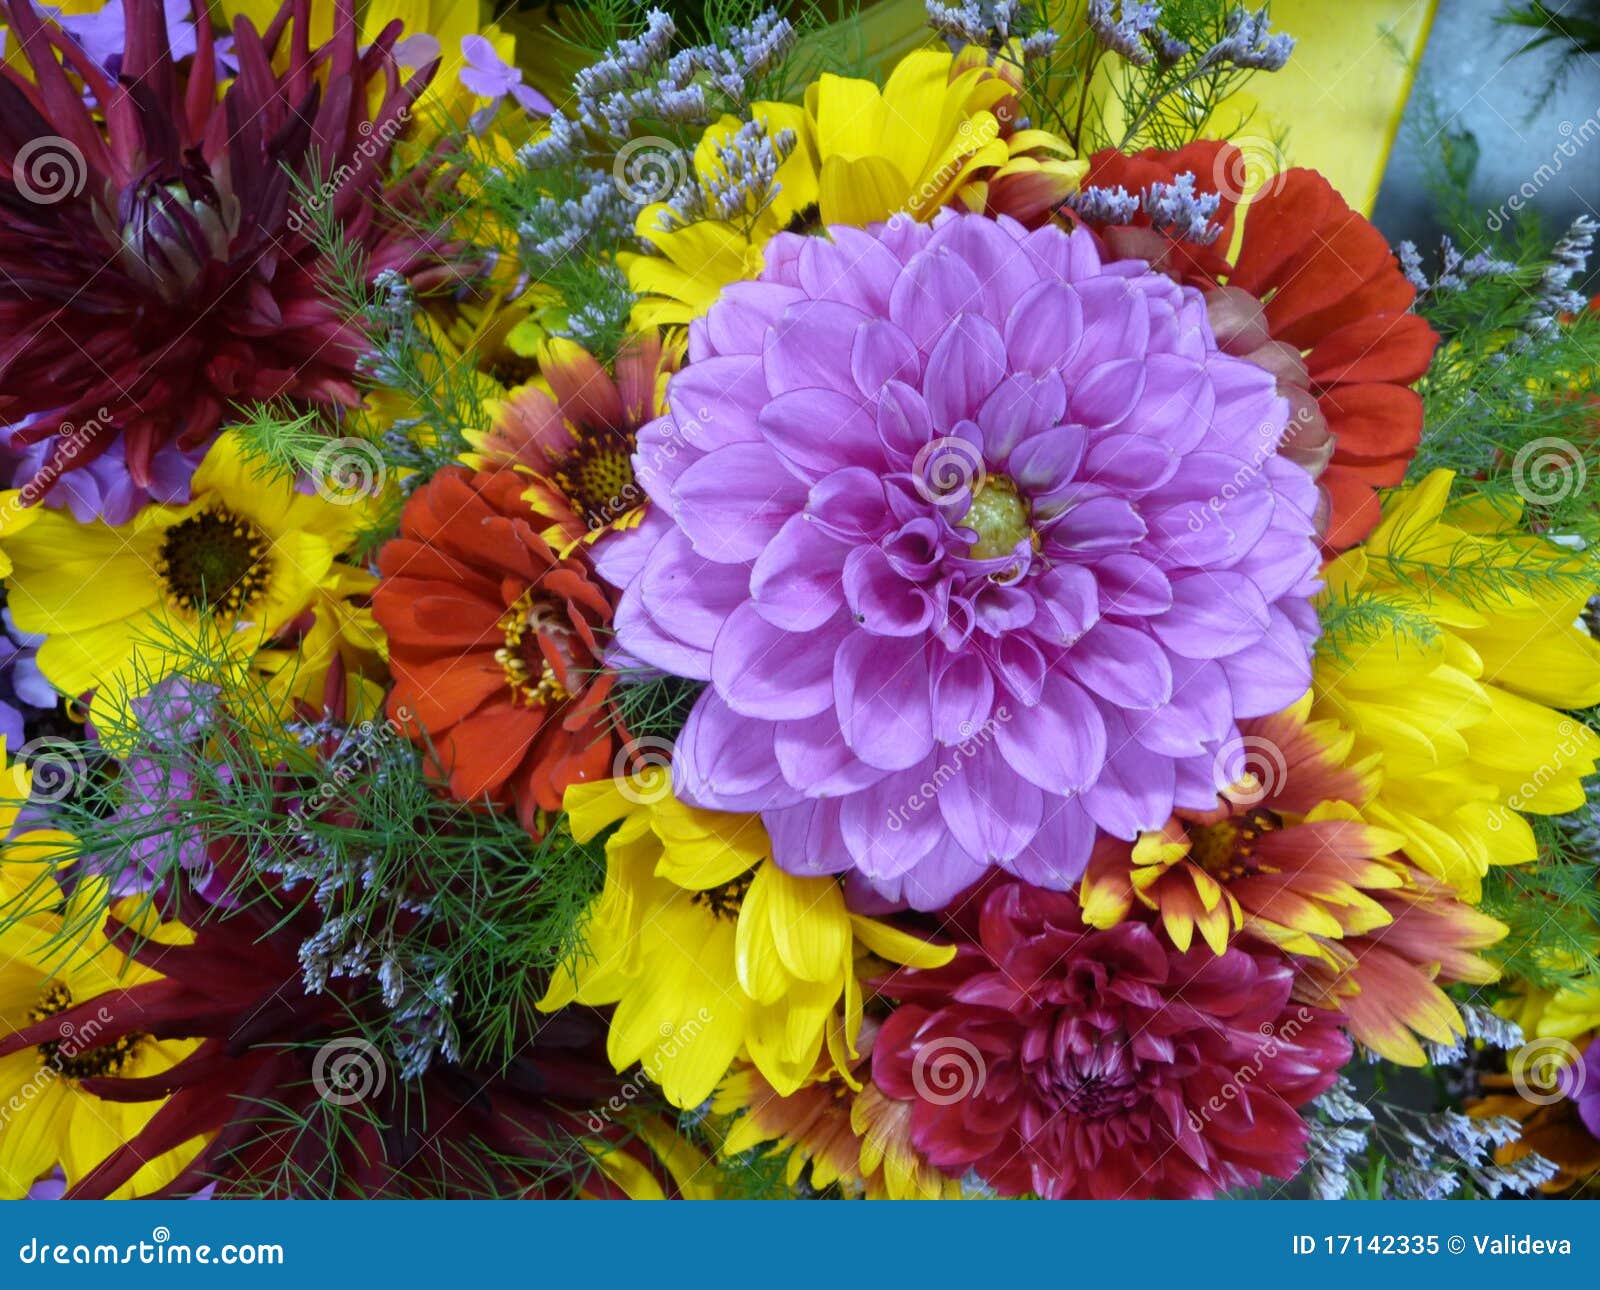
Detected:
left=536, top=770, right=954, bottom=1109
left=621, top=48, right=1086, bottom=327
left=0, top=431, right=378, bottom=741
left=0, top=754, right=203, bottom=1198
left=1311, top=469, right=1600, bottom=900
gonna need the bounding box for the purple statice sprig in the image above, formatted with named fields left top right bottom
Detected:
left=526, top=7, right=796, bottom=168
left=1201, top=5, right=1296, bottom=73
left=656, top=118, right=798, bottom=235
left=1142, top=172, right=1224, bottom=242
left=1066, top=171, right=1223, bottom=244
left=1086, top=0, right=1172, bottom=66
left=926, top=0, right=1060, bottom=62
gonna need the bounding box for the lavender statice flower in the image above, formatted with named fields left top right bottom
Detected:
left=1143, top=173, right=1224, bottom=243
left=1423, top=1001, right=1525, bottom=1065
left=1087, top=0, right=1164, bottom=65
left=1300, top=1078, right=1374, bottom=1199
left=1524, top=214, right=1596, bottom=337
left=1064, top=183, right=1141, bottom=224
left=520, top=166, right=638, bottom=266
left=686, top=8, right=793, bottom=102
left=926, top=0, right=1059, bottom=60
left=539, top=7, right=794, bottom=153
left=1399, top=236, right=1519, bottom=300
left=1066, top=172, right=1221, bottom=243
left=657, top=119, right=798, bottom=232
left=1204, top=6, right=1296, bottom=72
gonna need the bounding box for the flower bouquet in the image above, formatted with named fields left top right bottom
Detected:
left=0, top=0, right=1597, bottom=1203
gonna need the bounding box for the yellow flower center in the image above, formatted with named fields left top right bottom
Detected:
left=157, top=504, right=272, bottom=616
left=30, top=982, right=147, bottom=1080
left=961, top=475, right=1035, bottom=561
left=495, top=589, right=573, bottom=708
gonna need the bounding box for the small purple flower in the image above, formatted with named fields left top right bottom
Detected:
left=458, top=34, right=553, bottom=131
left=2, top=425, right=204, bottom=525
left=86, top=678, right=228, bottom=901
left=1576, top=1037, right=1600, bottom=1139
left=598, top=211, right=1322, bottom=909
left=45, top=0, right=197, bottom=78
left=0, top=609, right=53, bottom=748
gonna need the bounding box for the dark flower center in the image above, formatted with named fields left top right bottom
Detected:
left=31, top=982, right=148, bottom=1080
left=782, top=202, right=823, bottom=237
left=495, top=590, right=574, bottom=707
left=553, top=428, right=640, bottom=531
left=1186, top=808, right=1282, bottom=881
left=157, top=505, right=273, bottom=616
left=960, top=474, right=1034, bottom=561
left=1051, top=1027, right=1139, bottom=1116
left=691, top=872, right=754, bottom=920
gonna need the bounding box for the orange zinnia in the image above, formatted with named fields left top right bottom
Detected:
left=372, top=467, right=618, bottom=832
left=1080, top=141, right=1440, bottom=552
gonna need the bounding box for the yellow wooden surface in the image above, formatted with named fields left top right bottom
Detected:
left=1213, top=0, right=1438, bottom=215
left=817, top=0, right=1438, bottom=218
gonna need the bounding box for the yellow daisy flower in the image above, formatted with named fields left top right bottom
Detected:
left=1312, top=469, right=1600, bottom=900
left=0, top=431, right=377, bottom=741
left=622, top=48, right=1086, bottom=327
left=0, top=756, right=202, bottom=1198
left=536, top=770, right=954, bottom=1109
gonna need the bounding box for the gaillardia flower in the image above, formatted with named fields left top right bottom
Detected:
left=1079, top=692, right=1407, bottom=958
left=1081, top=141, right=1440, bottom=551
left=872, top=879, right=1349, bottom=1199
left=601, top=211, right=1322, bottom=908
left=536, top=772, right=954, bottom=1109
left=1080, top=692, right=1506, bottom=1063
left=0, top=0, right=452, bottom=506
left=711, top=1043, right=961, bottom=1199
left=1311, top=470, right=1600, bottom=899
left=463, top=332, right=678, bottom=549
left=372, top=467, right=619, bottom=833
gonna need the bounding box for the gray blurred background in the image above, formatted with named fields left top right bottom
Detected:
left=1374, top=0, right=1600, bottom=276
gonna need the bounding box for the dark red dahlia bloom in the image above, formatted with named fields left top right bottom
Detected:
left=1079, top=141, right=1440, bottom=552
left=873, top=880, right=1349, bottom=1199
left=0, top=0, right=453, bottom=493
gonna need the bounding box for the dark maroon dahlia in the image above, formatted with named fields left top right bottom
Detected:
left=0, top=0, right=454, bottom=499
left=872, top=881, right=1349, bottom=1198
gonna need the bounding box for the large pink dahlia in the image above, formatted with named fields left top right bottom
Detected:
left=872, top=880, right=1350, bottom=1199
left=599, top=212, right=1322, bottom=909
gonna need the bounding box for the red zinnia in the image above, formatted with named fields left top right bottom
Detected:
left=0, top=0, right=454, bottom=492
left=873, top=880, right=1349, bottom=1199
left=1079, top=141, right=1440, bottom=551
left=373, top=466, right=619, bottom=832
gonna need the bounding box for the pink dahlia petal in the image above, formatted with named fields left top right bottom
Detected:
left=604, top=212, right=1320, bottom=908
